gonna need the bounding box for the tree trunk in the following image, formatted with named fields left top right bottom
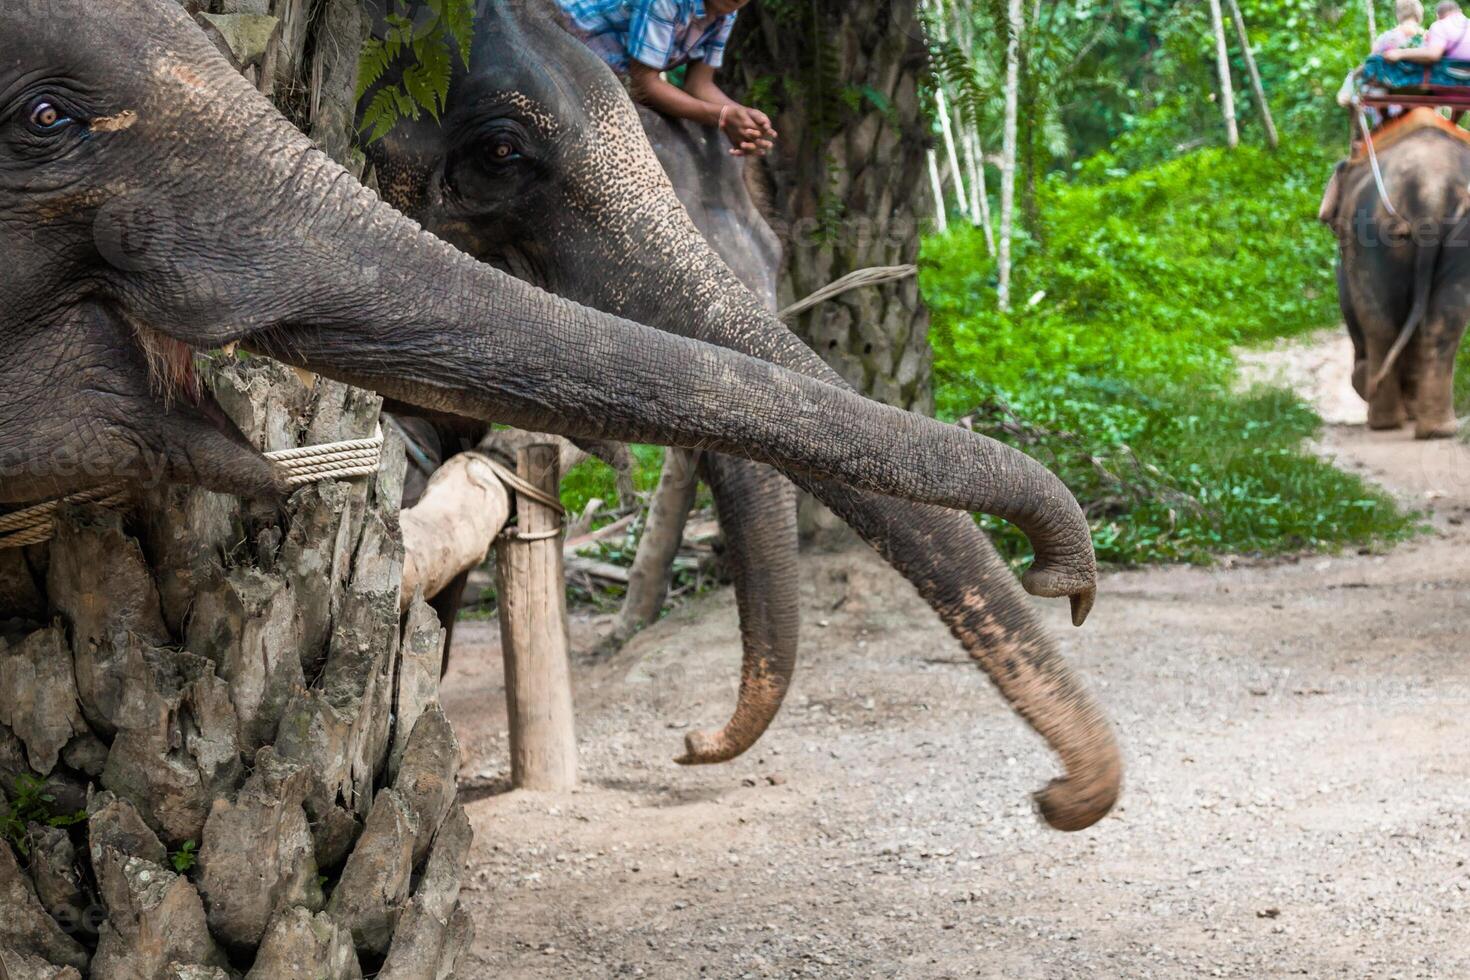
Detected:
left=1207, top=0, right=1240, bottom=149
left=0, top=5, right=473, bottom=977
left=1225, top=0, right=1279, bottom=150
left=730, top=1, right=934, bottom=415
left=606, top=449, right=701, bottom=650
left=1366, top=0, right=1377, bottom=45
left=998, top=0, right=1023, bottom=311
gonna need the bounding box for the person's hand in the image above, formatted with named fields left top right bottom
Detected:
left=1385, top=48, right=1403, bottom=62
left=719, top=104, right=778, bottom=157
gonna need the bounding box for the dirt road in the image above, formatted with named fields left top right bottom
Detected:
left=444, top=331, right=1470, bottom=978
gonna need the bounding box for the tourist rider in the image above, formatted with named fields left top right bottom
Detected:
left=557, top=0, right=779, bottom=157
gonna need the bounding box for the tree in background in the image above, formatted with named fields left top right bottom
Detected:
left=729, top=1, right=936, bottom=414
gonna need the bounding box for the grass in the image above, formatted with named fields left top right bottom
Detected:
left=923, top=139, right=1421, bottom=566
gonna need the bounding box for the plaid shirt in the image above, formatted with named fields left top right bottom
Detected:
left=559, top=0, right=738, bottom=73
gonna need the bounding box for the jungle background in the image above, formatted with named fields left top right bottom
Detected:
left=551, top=0, right=1440, bottom=582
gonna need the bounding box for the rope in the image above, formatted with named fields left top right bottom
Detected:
left=1357, top=107, right=1403, bottom=220
left=0, top=426, right=385, bottom=552
left=460, top=451, right=567, bottom=544
left=779, top=264, right=919, bottom=320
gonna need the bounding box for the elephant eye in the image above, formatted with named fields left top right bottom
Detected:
left=484, top=138, right=523, bottom=165
left=26, top=99, right=72, bottom=134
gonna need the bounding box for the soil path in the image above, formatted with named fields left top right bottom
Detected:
left=444, top=330, right=1470, bottom=978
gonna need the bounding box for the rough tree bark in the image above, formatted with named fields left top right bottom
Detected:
left=730, top=1, right=934, bottom=415
left=0, top=3, right=473, bottom=977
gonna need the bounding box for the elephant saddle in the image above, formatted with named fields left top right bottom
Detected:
left=1351, top=106, right=1470, bottom=164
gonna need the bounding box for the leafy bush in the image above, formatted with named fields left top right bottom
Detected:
left=925, top=138, right=1419, bottom=566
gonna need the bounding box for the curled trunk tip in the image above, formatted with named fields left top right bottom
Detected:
left=674, top=671, right=789, bottom=766
left=1032, top=723, right=1122, bottom=831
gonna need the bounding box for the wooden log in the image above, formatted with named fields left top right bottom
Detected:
left=399, top=453, right=511, bottom=612
left=494, top=446, right=578, bottom=791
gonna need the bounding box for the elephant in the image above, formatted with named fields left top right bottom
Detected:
left=0, top=0, right=1109, bottom=826
left=386, top=107, right=800, bottom=768
left=362, top=0, right=1122, bottom=831
left=1324, top=110, right=1470, bottom=438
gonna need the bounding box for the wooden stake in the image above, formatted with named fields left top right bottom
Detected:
left=1225, top=0, right=1279, bottom=149
left=495, top=444, right=578, bottom=791
left=1207, top=0, right=1240, bottom=149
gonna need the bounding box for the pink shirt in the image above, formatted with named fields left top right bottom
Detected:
left=1429, top=12, right=1470, bottom=60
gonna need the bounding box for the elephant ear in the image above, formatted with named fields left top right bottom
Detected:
left=1319, top=161, right=1348, bottom=230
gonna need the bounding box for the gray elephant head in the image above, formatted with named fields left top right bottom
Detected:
left=364, top=0, right=1122, bottom=830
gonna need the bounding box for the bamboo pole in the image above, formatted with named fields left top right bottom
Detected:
left=1207, top=0, right=1240, bottom=148
left=968, top=127, right=996, bottom=254
left=936, top=86, right=971, bottom=219
left=930, top=0, right=970, bottom=219
left=927, top=148, right=949, bottom=232
left=998, top=0, right=1022, bottom=310
left=1225, top=0, right=1279, bottom=149
left=495, top=444, right=578, bottom=791
left=951, top=3, right=995, bottom=253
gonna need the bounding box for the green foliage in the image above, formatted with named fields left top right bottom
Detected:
left=1, top=775, right=87, bottom=857
left=560, top=444, right=666, bottom=516
left=358, top=0, right=476, bottom=143
left=171, top=840, right=199, bottom=874
left=924, top=137, right=1420, bottom=565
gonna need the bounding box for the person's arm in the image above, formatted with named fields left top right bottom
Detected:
left=628, top=63, right=722, bottom=125
left=683, top=62, right=738, bottom=109
left=1387, top=35, right=1447, bottom=63
left=684, top=63, right=777, bottom=156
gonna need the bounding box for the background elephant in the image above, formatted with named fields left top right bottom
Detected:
left=1326, top=111, right=1470, bottom=438
left=364, top=0, right=1121, bottom=831
left=387, top=106, right=802, bottom=767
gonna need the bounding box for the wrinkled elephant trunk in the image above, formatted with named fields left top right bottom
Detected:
left=677, top=454, right=800, bottom=765
left=603, top=195, right=1121, bottom=829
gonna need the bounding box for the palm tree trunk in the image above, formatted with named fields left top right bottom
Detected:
left=732, top=0, right=934, bottom=414
left=0, top=5, right=472, bottom=977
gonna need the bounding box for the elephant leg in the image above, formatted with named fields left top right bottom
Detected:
left=604, top=448, right=702, bottom=653
left=1411, top=317, right=1463, bottom=440
left=432, top=569, right=473, bottom=678
left=1365, top=327, right=1409, bottom=430
left=788, top=481, right=1121, bottom=832
left=1338, top=260, right=1370, bottom=401
left=677, top=454, right=801, bottom=765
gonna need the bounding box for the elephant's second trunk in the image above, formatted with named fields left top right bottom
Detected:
left=677, top=454, right=800, bottom=765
